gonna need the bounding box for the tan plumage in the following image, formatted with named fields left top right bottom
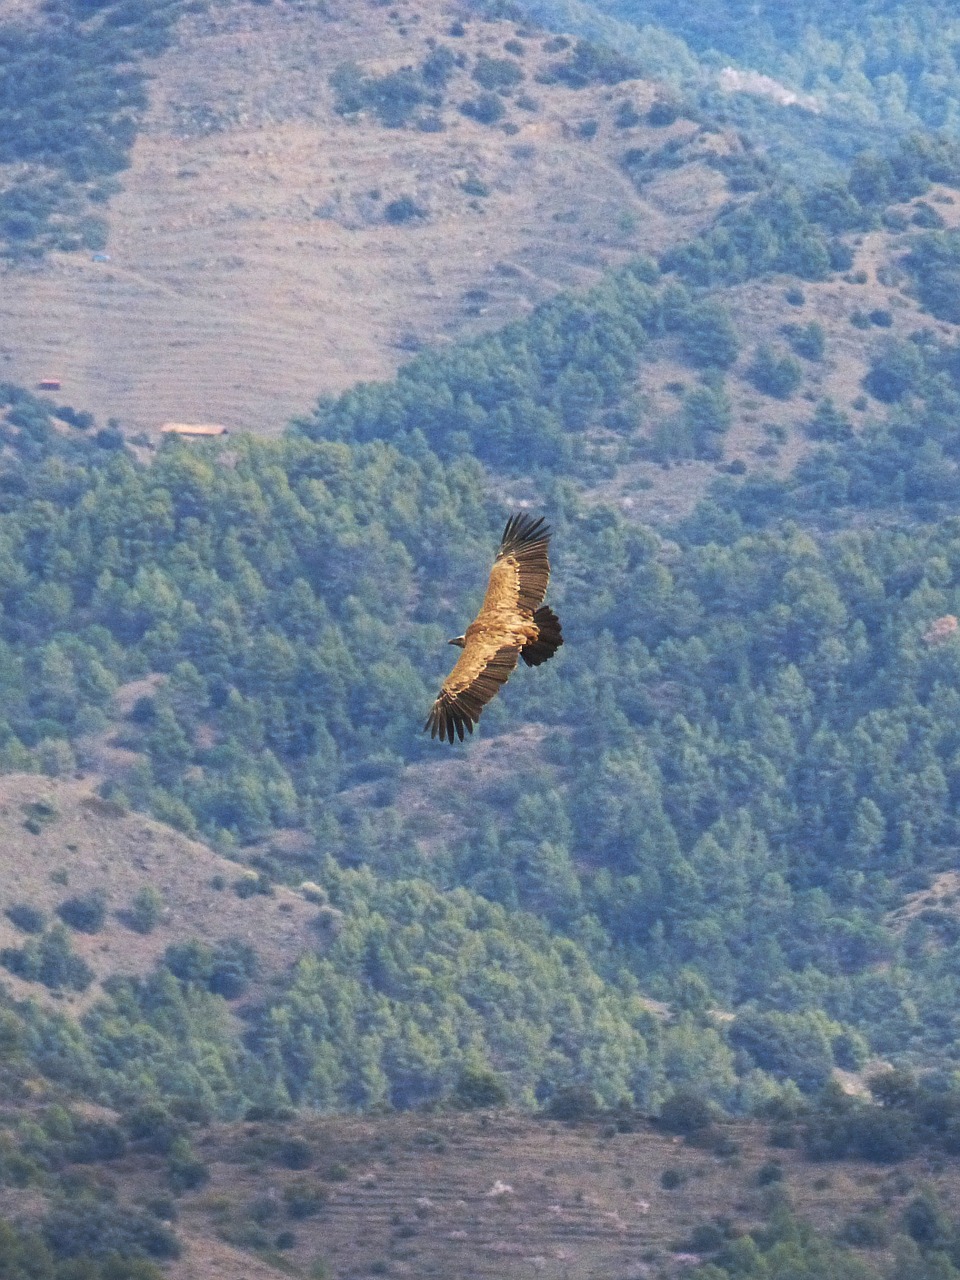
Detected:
left=424, top=513, right=563, bottom=743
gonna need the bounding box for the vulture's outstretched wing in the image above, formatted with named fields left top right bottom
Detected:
left=479, top=512, right=552, bottom=617
left=424, top=513, right=561, bottom=742
left=424, top=643, right=520, bottom=742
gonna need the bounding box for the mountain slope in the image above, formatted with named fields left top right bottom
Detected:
left=0, top=772, right=323, bottom=1013
left=0, top=0, right=736, bottom=435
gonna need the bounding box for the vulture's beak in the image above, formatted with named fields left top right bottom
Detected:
left=448, top=636, right=467, bottom=648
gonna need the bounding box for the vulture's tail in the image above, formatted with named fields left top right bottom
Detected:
left=521, top=606, right=563, bottom=667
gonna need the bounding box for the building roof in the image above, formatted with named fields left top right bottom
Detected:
left=159, top=423, right=229, bottom=436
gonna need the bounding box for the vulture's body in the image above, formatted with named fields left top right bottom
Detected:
left=425, top=513, right=563, bottom=742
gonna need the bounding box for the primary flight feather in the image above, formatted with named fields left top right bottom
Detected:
left=424, top=513, right=563, bottom=743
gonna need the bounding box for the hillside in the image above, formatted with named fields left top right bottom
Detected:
left=0, top=0, right=737, bottom=436
left=0, top=773, right=323, bottom=1014
left=11, top=2, right=960, bottom=1277
left=596, top=183, right=960, bottom=523
left=3, top=1097, right=960, bottom=1280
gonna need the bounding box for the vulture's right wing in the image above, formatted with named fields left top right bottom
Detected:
left=479, top=513, right=551, bottom=617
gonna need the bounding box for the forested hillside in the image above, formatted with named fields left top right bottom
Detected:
left=9, top=0, right=960, bottom=1276
left=506, top=0, right=960, bottom=173
left=588, top=0, right=960, bottom=133
left=3, top=6, right=960, bottom=1115
left=6, top=116, right=960, bottom=1113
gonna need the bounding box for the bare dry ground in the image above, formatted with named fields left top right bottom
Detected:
left=0, top=0, right=734, bottom=437
left=0, top=772, right=324, bottom=1013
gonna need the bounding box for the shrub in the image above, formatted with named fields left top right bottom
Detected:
left=658, top=1089, right=714, bottom=1135
left=755, top=1160, right=784, bottom=1186
left=126, top=1103, right=182, bottom=1155
left=472, top=55, right=523, bottom=91
left=164, top=940, right=213, bottom=984
left=689, top=1222, right=725, bottom=1251
left=546, top=1085, right=599, bottom=1121
left=863, top=338, right=924, bottom=402
left=451, top=1066, right=509, bottom=1109
left=23, top=799, right=58, bottom=826
left=329, top=63, right=427, bottom=128
left=233, top=869, right=273, bottom=898
left=805, top=398, right=852, bottom=441
left=460, top=93, right=505, bottom=125
left=828, top=240, right=854, bottom=270
left=806, top=1105, right=918, bottom=1163
left=550, top=39, right=639, bottom=88
left=421, top=45, right=456, bottom=88
left=661, top=1167, right=687, bottom=1189
left=648, top=97, right=681, bottom=126
left=167, top=1137, right=209, bottom=1193
left=384, top=195, right=426, bottom=224
left=678, top=302, right=740, bottom=369
left=284, top=1181, right=329, bottom=1219
left=769, top=1123, right=797, bottom=1148
left=250, top=1194, right=280, bottom=1224
left=278, top=1137, right=313, bottom=1170
left=0, top=1009, right=25, bottom=1062
left=912, top=201, right=945, bottom=228
left=781, top=320, right=825, bottom=360
left=903, top=1190, right=950, bottom=1248
left=2, top=925, right=93, bottom=991
left=56, top=890, right=107, bottom=933
left=747, top=345, right=803, bottom=399
left=615, top=100, right=641, bottom=128
left=847, top=1109, right=918, bottom=1162
left=208, top=937, right=258, bottom=999
left=867, top=1068, right=918, bottom=1109
left=5, top=903, right=45, bottom=934
left=840, top=1213, right=889, bottom=1247
left=69, top=1120, right=127, bottom=1163
left=43, top=1201, right=180, bottom=1260
left=128, top=885, right=163, bottom=934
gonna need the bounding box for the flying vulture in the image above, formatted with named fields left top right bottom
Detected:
left=424, top=513, right=563, bottom=742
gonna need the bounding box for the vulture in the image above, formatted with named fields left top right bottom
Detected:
left=424, top=513, right=563, bottom=742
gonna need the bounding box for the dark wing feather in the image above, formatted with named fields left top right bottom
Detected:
left=494, top=512, right=551, bottom=612
left=424, top=643, right=519, bottom=742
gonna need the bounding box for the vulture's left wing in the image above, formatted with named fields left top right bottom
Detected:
left=424, top=641, right=519, bottom=742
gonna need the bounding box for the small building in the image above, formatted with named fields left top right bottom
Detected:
left=37, top=377, right=61, bottom=391
left=159, top=422, right=229, bottom=437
